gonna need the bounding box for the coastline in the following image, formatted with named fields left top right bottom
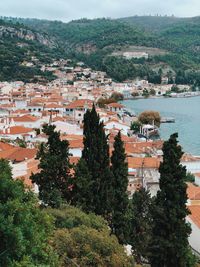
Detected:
left=123, top=92, right=200, bottom=101
left=122, top=96, right=200, bottom=156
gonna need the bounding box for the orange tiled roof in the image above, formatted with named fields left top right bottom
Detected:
left=187, top=183, right=200, bottom=200
left=13, top=115, right=38, bottom=122
left=0, top=147, right=37, bottom=162
left=0, top=126, right=33, bottom=135
left=68, top=139, right=83, bottom=149
left=65, top=99, right=93, bottom=109
left=107, top=102, right=124, bottom=108
left=0, top=142, right=15, bottom=151
left=189, top=205, right=200, bottom=228
left=127, top=157, right=160, bottom=169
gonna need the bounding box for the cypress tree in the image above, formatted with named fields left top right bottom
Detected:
left=72, top=158, right=93, bottom=212
left=82, top=104, right=114, bottom=217
left=129, top=188, right=153, bottom=264
left=110, top=131, right=129, bottom=244
left=149, top=133, right=192, bottom=267
left=31, top=124, right=73, bottom=208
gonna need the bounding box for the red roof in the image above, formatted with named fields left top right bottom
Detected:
left=13, top=115, right=38, bottom=122
left=0, top=147, right=37, bottom=162
left=127, top=157, right=160, bottom=169
left=189, top=206, right=200, bottom=228
left=107, top=102, right=124, bottom=108
left=0, top=126, right=33, bottom=135
left=0, top=142, right=15, bottom=151
left=187, top=183, right=200, bottom=200
left=65, top=99, right=93, bottom=109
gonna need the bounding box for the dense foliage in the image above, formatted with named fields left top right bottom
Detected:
left=2, top=16, right=200, bottom=84
left=47, top=206, right=135, bottom=267
left=128, top=188, right=154, bottom=264
left=31, top=125, right=73, bottom=207
left=150, top=133, right=193, bottom=267
left=79, top=105, right=114, bottom=218
left=110, top=131, right=129, bottom=244
left=0, top=159, right=58, bottom=266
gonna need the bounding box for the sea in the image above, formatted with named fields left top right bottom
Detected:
left=122, top=96, right=200, bottom=156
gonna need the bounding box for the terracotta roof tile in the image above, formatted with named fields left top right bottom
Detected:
left=187, top=183, right=200, bottom=200
left=107, top=102, right=124, bottom=108
left=0, top=147, right=37, bottom=162
left=0, top=126, right=33, bottom=135
left=0, top=142, right=15, bottom=151
left=13, top=115, right=38, bottom=122
left=65, top=99, right=93, bottom=109
left=189, top=205, right=200, bottom=228
left=127, top=157, right=160, bottom=169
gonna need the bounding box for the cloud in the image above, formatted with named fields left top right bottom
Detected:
left=0, top=0, right=199, bottom=21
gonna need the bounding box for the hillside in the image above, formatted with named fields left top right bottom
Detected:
left=1, top=16, right=200, bottom=85
left=0, top=19, right=63, bottom=82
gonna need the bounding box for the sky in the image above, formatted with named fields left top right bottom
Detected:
left=0, top=0, right=199, bottom=22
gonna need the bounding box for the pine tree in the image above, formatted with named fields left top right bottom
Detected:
left=81, top=104, right=114, bottom=217
left=149, top=133, right=192, bottom=267
left=31, top=124, right=72, bottom=208
left=129, top=188, right=153, bottom=264
left=111, top=131, right=129, bottom=244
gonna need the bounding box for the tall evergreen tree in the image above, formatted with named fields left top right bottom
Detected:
left=111, top=131, right=129, bottom=244
left=31, top=124, right=72, bottom=208
left=72, top=158, right=93, bottom=212
left=82, top=104, right=114, bottom=217
left=129, top=188, right=153, bottom=264
left=149, top=133, right=192, bottom=267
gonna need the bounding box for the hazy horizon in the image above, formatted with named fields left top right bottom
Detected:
left=0, top=0, right=199, bottom=23
left=1, top=14, right=200, bottom=24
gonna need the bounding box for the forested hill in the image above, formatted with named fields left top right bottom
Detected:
left=1, top=16, right=200, bottom=84
left=118, top=16, right=200, bottom=32
left=0, top=19, right=62, bottom=82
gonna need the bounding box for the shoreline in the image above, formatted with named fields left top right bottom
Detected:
left=122, top=95, right=200, bottom=157
left=123, top=92, right=200, bottom=101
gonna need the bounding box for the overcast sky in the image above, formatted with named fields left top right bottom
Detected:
left=0, top=0, right=199, bottom=22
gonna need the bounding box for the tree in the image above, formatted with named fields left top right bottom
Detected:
left=149, top=88, right=156, bottom=96
left=149, top=133, right=192, bottom=267
left=0, top=159, right=58, bottom=266
left=110, top=131, right=129, bottom=244
left=142, top=88, right=150, bottom=98
left=82, top=105, right=114, bottom=218
left=128, top=188, right=153, bottom=264
left=31, top=124, right=73, bottom=208
left=48, top=205, right=134, bottom=267
left=185, top=172, right=195, bottom=183
left=130, top=120, right=142, bottom=133
left=138, top=110, right=161, bottom=127
left=72, top=158, right=94, bottom=212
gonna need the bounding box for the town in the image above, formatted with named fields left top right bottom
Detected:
left=0, top=58, right=200, bottom=259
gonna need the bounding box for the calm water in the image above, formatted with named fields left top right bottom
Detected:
left=123, top=97, right=200, bottom=155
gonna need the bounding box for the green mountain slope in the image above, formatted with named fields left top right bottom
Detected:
left=0, top=19, right=63, bottom=82
left=1, top=16, right=200, bottom=85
